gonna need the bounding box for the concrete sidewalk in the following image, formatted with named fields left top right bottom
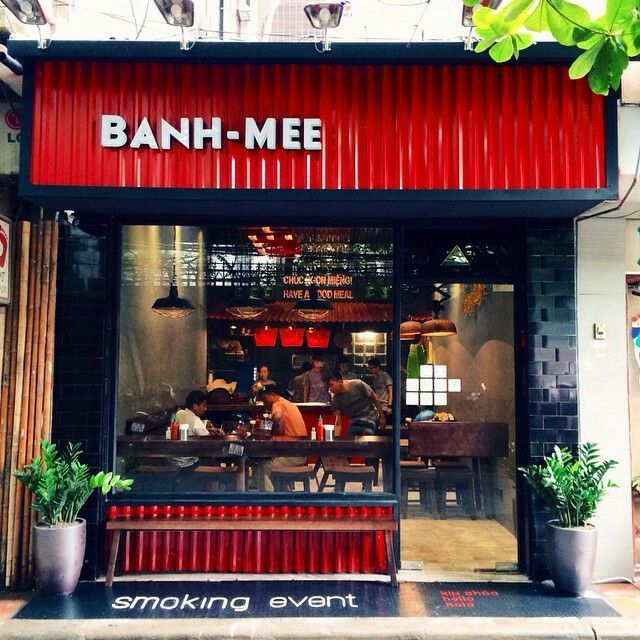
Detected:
left=1, top=615, right=640, bottom=640
left=1, top=579, right=639, bottom=640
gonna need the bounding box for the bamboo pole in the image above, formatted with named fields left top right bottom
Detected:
left=26, top=221, right=52, bottom=583
left=5, top=222, right=31, bottom=587
left=42, top=222, right=58, bottom=443
left=18, top=223, right=42, bottom=587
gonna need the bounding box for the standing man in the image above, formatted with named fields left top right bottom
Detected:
left=287, top=361, right=311, bottom=402
left=304, top=353, right=330, bottom=403
left=328, top=371, right=386, bottom=436
left=256, top=386, right=308, bottom=490
left=367, top=357, right=393, bottom=416
left=337, top=355, right=358, bottom=380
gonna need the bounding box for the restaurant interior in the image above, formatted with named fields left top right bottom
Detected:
left=115, top=224, right=519, bottom=575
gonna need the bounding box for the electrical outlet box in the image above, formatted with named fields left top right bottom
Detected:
left=593, top=322, right=606, bottom=340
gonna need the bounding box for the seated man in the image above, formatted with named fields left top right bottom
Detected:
left=328, top=370, right=386, bottom=436
left=169, top=389, right=224, bottom=470
left=257, top=386, right=308, bottom=491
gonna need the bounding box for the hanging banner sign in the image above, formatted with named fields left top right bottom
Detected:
left=281, top=274, right=354, bottom=301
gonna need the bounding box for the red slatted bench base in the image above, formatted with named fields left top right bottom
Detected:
left=106, top=517, right=397, bottom=588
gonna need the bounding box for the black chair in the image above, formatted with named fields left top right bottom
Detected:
left=400, top=460, right=437, bottom=518
left=433, top=461, right=477, bottom=519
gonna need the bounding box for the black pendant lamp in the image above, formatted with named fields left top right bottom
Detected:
left=225, top=293, right=266, bottom=319
left=151, top=226, right=196, bottom=319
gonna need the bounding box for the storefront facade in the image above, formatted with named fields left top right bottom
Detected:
left=10, top=40, right=618, bottom=583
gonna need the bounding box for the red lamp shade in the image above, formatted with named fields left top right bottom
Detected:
left=254, top=326, right=278, bottom=347
left=306, top=328, right=331, bottom=349
left=279, top=327, right=305, bottom=347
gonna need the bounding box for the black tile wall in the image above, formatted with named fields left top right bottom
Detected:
left=52, top=225, right=108, bottom=581
left=526, top=221, right=578, bottom=580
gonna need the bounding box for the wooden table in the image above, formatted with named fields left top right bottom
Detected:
left=117, top=435, right=394, bottom=492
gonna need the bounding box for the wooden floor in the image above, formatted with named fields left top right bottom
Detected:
left=401, top=518, right=518, bottom=573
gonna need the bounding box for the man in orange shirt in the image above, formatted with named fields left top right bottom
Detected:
left=257, top=387, right=308, bottom=490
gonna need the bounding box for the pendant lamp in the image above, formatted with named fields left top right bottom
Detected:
left=151, top=226, right=196, bottom=319
left=225, top=293, right=266, bottom=319
left=400, top=319, right=422, bottom=341
left=420, top=317, right=457, bottom=337
left=294, top=285, right=332, bottom=321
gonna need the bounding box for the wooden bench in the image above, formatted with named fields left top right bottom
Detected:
left=106, top=514, right=398, bottom=588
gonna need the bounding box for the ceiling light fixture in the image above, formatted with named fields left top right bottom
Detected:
left=153, top=0, right=194, bottom=50
left=0, top=0, right=50, bottom=48
left=303, top=2, right=347, bottom=53
left=420, top=284, right=457, bottom=337
left=151, top=226, right=196, bottom=319
left=400, top=319, right=422, bottom=341
left=226, top=293, right=266, bottom=319
left=420, top=318, right=457, bottom=337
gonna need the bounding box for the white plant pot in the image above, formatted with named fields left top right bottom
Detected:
left=34, top=518, right=86, bottom=596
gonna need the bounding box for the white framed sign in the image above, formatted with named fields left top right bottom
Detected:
left=0, top=215, right=11, bottom=305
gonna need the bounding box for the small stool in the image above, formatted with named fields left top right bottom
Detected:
left=270, top=465, right=315, bottom=492
left=193, top=465, right=241, bottom=491
left=435, top=463, right=476, bottom=519
left=400, top=461, right=437, bottom=518
left=320, top=466, right=376, bottom=492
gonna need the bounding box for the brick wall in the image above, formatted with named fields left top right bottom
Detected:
left=526, top=221, right=578, bottom=579
left=52, top=224, right=109, bottom=580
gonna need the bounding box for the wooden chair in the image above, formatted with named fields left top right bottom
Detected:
left=433, top=461, right=476, bottom=519
left=400, top=460, right=437, bottom=517
left=270, top=465, right=316, bottom=492
left=407, top=421, right=508, bottom=519
left=192, top=464, right=241, bottom=491
left=319, top=465, right=376, bottom=492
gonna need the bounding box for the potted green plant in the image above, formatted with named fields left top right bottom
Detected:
left=519, top=443, right=617, bottom=596
left=14, top=440, right=133, bottom=595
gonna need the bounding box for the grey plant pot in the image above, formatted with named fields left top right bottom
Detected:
left=546, top=520, right=597, bottom=596
left=34, top=518, right=86, bottom=596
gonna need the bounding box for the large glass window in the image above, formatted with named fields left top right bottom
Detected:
left=115, top=225, right=393, bottom=496
left=399, top=229, right=519, bottom=574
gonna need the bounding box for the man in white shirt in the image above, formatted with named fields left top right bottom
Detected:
left=170, top=389, right=223, bottom=468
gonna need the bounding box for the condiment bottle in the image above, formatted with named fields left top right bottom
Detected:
left=170, top=414, right=180, bottom=440
left=315, top=415, right=325, bottom=441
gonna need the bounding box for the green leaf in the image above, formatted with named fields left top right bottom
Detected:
left=475, top=36, right=498, bottom=53
left=525, top=0, right=550, bottom=32
left=569, top=38, right=605, bottom=78
left=490, top=37, right=515, bottom=62
left=605, top=0, right=637, bottom=31
left=547, top=0, right=594, bottom=45
left=621, top=18, right=640, bottom=55
left=474, top=6, right=509, bottom=37
left=463, top=0, right=477, bottom=6
left=608, top=39, right=629, bottom=90
left=514, top=32, right=535, bottom=50
left=502, top=0, right=537, bottom=22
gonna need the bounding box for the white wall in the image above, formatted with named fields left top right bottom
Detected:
left=577, top=217, right=635, bottom=580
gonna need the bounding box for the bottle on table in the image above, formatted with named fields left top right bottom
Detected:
left=170, top=413, right=180, bottom=440
left=315, top=414, right=325, bottom=441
